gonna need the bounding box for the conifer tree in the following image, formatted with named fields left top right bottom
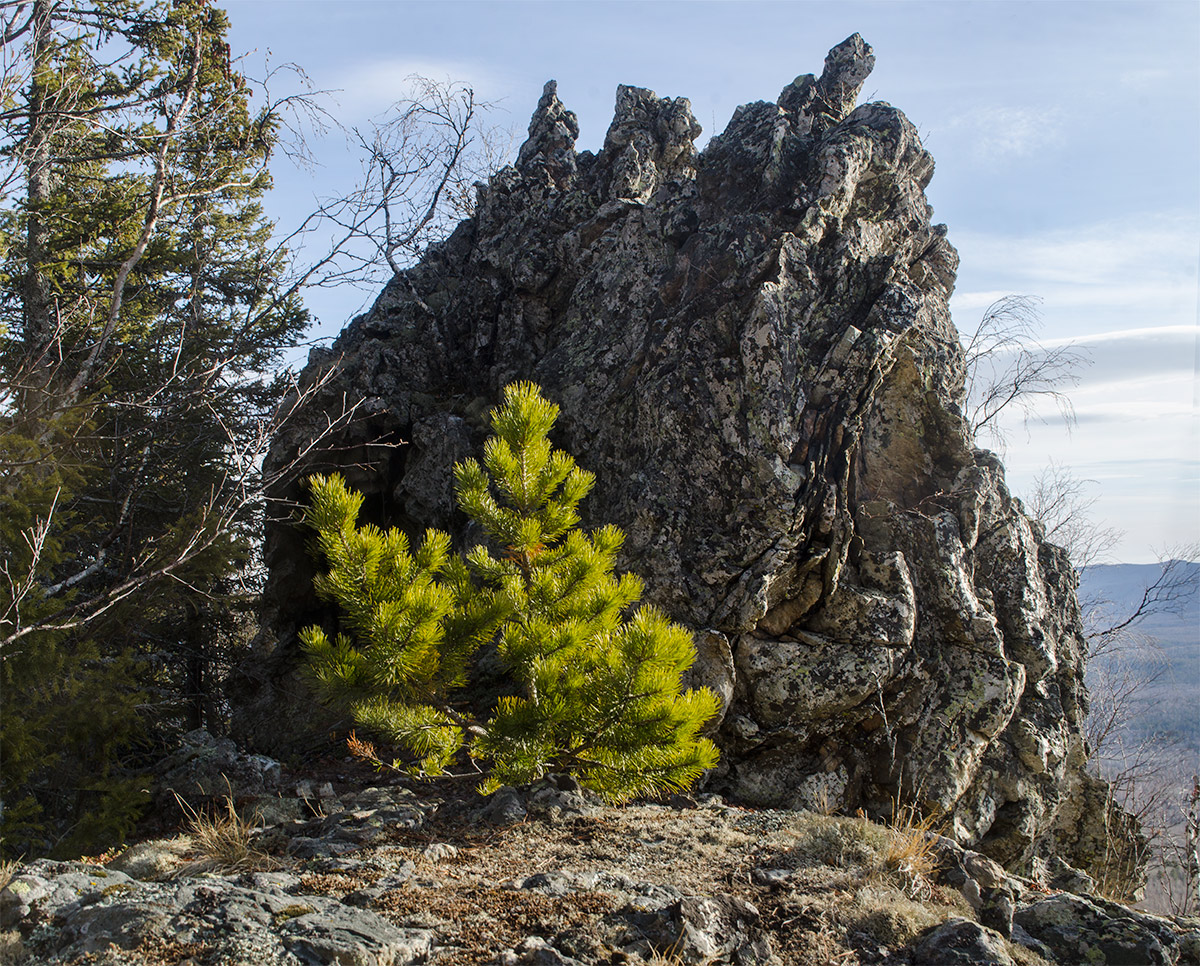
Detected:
left=300, top=476, right=505, bottom=777
left=0, top=0, right=308, bottom=856
left=0, top=2, right=504, bottom=857
left=301, top=382, right=720, bottom=801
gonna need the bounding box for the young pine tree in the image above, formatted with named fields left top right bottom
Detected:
left=299, top=477, right=504, bottom=777
left=301, top=382, right=720, bottom=801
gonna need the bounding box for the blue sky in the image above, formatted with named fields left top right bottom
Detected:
left=225, top=0, right=1199, bottom=564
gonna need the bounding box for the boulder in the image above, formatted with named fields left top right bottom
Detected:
left=910, top=917, right=1016, bottom=965
left=154, top=728, right=282, bottom=813
left=234, top=34, right=1127, bottom=882
left=106, top=838, right=193, bottom=881
left=0, top=858, right=431, bottom=965
left=1014, top=893, right=1180, bottom=965
left=654, top=894, right=775, bottom=964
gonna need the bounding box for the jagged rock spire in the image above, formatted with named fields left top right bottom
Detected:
left=779, top=33, right=876, bottom=133
left=818, top=32, right=875, bottom=113
left=603, top=84, right=702, bottom=200
left=516, top=80, right=580, bottom=183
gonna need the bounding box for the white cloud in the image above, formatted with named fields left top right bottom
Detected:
left=998, top=414, right=1200, bottom=563
left=955, top=222, right=1200, bottom=562
left=1076, top=331, right=1197, bottom=387
left=993, top=365, right=1195, bottom=436
left=323, top=58, right=508, bottom=120
left=956, top=219, right=1194, bottom=288
left=1041, top=325, right=1196, bottom=348
left=949, top=106, right=1065, bottom=163
left=951, top=213, right=1199, bottom=340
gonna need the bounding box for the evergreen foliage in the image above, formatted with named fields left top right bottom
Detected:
left=1, top=0, right=307, bottom=857
left=301, top=382, right=720, bottom=801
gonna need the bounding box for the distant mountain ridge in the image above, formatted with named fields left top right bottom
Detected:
left=1079, top=561, right=1199, bottom=754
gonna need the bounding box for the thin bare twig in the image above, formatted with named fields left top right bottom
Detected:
left=962, top=295, right=1090, bottom=449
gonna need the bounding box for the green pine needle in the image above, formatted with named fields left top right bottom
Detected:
left=299, top=383, right=719, bottom=798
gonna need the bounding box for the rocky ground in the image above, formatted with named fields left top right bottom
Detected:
left=2, top=738, right=1197, bottom=966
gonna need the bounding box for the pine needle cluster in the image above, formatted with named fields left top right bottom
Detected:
left=300, top=382, right=719, bottom=801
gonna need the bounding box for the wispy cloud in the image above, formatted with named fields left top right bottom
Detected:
left=949, top=106, right=1065, bottom=163
left=1079, top=330, right=1196, bottom=385
left=1001, top=361, right=1195, bottom=426
left=952, top=214, right=1200, bottom=561
left=955, top=216, right=1195, bottom=287
left=322, top=58, right=509, bottom=120
left=1041, top=325, right=1195, bottom=347
left=997, top=410, right=1199, bottom=563
left=951, top=213, right=1199, bottom=335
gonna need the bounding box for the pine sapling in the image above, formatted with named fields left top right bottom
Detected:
left=299, top=474, right=504, bottom=776
left=300, top=382, right=720, bottom=801
left=457, top=382, right=720, bottom=799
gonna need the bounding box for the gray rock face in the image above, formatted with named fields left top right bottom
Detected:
left=235, top=35, right=1123, bottom=882
left=911, top=918, right=1016, bottom=966
left=1014, top=894, right=1180, bottom=966
left=155, top=728, right=282, bottom=813
left=1, top=859, right=432, bottom=965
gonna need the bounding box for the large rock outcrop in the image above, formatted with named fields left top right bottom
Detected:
left=232, top=36, right=1124, bottom=882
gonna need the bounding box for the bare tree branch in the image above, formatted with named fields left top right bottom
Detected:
left=282, top=75, right=509, bottom=294
left=0, top=364, right=366, bottom=654
left=1027, top=461, right=1121, bottom=569
left=962, top=295, right=1090, bottom=449
left=1085, top=549, right=1200, bottom=657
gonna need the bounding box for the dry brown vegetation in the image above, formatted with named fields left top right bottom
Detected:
left=0, top=857, right=19, bottom=893
left=268, top=801, right=1000, bottom=965
left=173, top=794, right=274, bottom=876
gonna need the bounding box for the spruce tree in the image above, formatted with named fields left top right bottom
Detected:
left=301, top=382, right=720, bottom=801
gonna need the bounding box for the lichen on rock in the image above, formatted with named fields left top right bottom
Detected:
left=233, top=34, right=1132, bottom=887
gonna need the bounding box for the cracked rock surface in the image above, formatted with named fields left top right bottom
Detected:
left=235, top=35, right=1127, bottom=887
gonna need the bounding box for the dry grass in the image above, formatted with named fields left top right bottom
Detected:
left=0, top=784, right=1052, bottom=966
left=847, top=883, right=958, bottom=947
left=782, top=805, right=943, bottom=904
left=766, top=809, right=966, bottom=962
left=174, top=793, right=274, bottom=875
left=0, top=862, right=29, bottom=960
left=374, top=886, right=617, bottom=965
left=0, top=931, right=26, bottom=964
left=787, top=813, right=892, bottom=870
left=0, top=857, right=20, bottom=893
left=787, top=914, right=857, bottom=966
left=645, top=936, right=687, bottom=966
left=882, top=804, right=941, bottom=900
left=1008, top=940, right=1055, bottom=966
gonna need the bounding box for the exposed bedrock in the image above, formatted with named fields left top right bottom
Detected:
left=232, top=35, right=1130, bottom=886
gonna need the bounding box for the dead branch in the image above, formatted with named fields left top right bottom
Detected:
left=963, top=295, right=1090, bottom=449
